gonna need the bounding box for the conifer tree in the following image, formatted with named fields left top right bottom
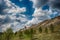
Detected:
left=50, top=24, right=54, bottom=33
left=39, top=27, right=42, bottom=33
left=19, top=30, right=24, bottom=40
left=45, top=27, right=48, bottom=33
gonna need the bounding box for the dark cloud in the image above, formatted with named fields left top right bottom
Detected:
left=0, top=4, right=7, bottom=15
left=0, top=5, right=5, bottom=15
left=0, top=16, right=11, bottom=25
left=34, top=0, right=48, bottom=8
left=50, top=0, right=60, bottom=9
left=0, top=18, right=4, bottom=24
left=0, top=4, right=11, bottom=26
left=3, top=16, right=11, bottom=23
left=0, top=0, right=11, bottom=25
left=16, top=19, right=21, bottom=22
left=39, top=0, right=48, bottom=6
left=0, top=0, right=8, bottom=15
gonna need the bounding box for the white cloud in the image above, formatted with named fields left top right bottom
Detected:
left=26, top=8, right=52, bottom=26
left=1, top=23, right=11, bottom=32
left=33, top=8, right=52, bottom=17
left=0, top=0, right=27, bottom=32
left=0, top=15, right=6, bottom=19
left=26, top=18, right=42, bottom=26
left=1, top=0, right=60, bottom=32
left=30, top=0, right=38, bottom=8
left=4, top=0, right=26, bottom=14
left=4, top=7, right=26, bottom=14
left=26, top=0, right=53, bottom=27
left=17, top=17, right=28, bottom=22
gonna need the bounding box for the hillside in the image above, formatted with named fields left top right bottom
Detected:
left=0, top=16, right=60, bottom=40
left=24, top=16, right=60, bottom=32
left=20, top=16, right=60, bottom=40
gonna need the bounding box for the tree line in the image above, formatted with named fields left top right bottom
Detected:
left=0, top=24, right=54, bottom=40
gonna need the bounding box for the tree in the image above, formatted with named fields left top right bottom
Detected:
left=39, top=27, right=42, bottom=33
left=18, top=30, right=24, bottom=40
left=30, top=28, right=36, bottom=34
left=50, top=24, right=54, bottom=33
left=0, top=33, right=3, bottom=40
left=29, top=28, right=36, bottom=40
left=5, top=28, right=13, bottom=40
left=45, top=27, right=48, bottom=33
left=24, top=29, right=30, bottom=37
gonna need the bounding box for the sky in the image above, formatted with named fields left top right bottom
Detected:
left=0, top=0, right=60, bottom=32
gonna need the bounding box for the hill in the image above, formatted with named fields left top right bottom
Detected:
left=20, top=16, right=60, bottom=40
left=0, top=16, right=60, bottom=40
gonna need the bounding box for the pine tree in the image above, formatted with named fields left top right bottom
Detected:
left=19, top=30, right=24, bottom=40
left=2, top=28, right=13, bottom=40
left=6, top=28, right=13, bottom=40
left=24, top=29, right=30, bottom=37
left=39, top=27, right=42, bottom=33
left=45, top=27, right=48, bottom=33
left=50, top=24, right=54, bottom=33
left=29, top=28, right=36, bottom=40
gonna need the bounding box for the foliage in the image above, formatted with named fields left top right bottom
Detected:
left=39, top=27, right=42, bottom=33
left=50, top=24, right=54, bottom=33
left=0, top=24, right=60, bottom=40
left=45, top=27, right=48, bottom=33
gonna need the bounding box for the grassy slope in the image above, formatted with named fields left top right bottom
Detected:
left=20, top=16, right=60, bottom=40
left=0, top=16, right=60, bottom=40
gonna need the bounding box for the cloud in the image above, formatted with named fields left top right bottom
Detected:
left=30, top=0, right=48, bottom=8
left=1, top=23, right=11, bottom=32
left=4, top=0, right=26, bottom=14
left=0, top=5, right=6, bottom=15
left=26, top=8, right=52, bottom=26
left=26, top=8, right=60, bottom=27
left=28, top=0, right=51, bottom=25
left=0, top=0, right=60, bottom=32
left=27, top=0, right=60, bottom=27
left=4, top=7, right=26, bottom=14
left=30, top=0, right=60, bottom=10
left=0, top=0, right=27, bottom=32
left=0, top=15, right=6, bottom=19
left=12, top=22, right=26, bottom=32
left=49, top=0, right=60, bottom=9
left=33, top=8, right=52, bottom=17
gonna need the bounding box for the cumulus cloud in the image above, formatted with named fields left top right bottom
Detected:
left=33, top=8, right=52, bottom=17
left=1, top=23, right=11, bottom=32
left=0, top=0, right=27, bottom=32
left=4, top=7, right=26, bottom=14
left=30, top=0, right=60, bottom=10
left=26, top=8, right=52, bottom=26
left=4, top=0, right=26, bottom=14
left=26, top=0, right=51, bottom=26
left=0, top=0, right=60, bottom=32
left=27, top=0, right=60, bottom=26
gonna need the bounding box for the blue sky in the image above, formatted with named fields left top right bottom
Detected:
left=10, top=0, right=34, bottom=20
left=0, top=0, right=60, bottom=32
